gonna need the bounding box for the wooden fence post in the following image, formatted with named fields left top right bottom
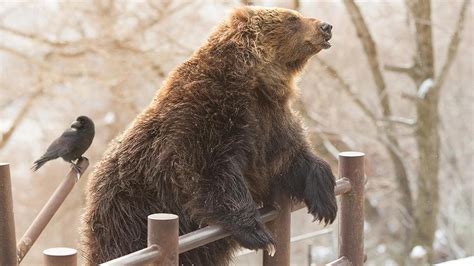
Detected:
left=338, top=151, right=365, bottom=265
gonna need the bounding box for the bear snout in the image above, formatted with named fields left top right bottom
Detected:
left=317, top=22, right=332, bottom=49
left=319, top=22, right=333, bottom=42
left=319, top=22, right=333, bottom=34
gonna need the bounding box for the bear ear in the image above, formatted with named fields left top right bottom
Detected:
left=230, top=6, right=255, bottom=26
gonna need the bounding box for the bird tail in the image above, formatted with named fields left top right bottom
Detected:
left=32, top=156, right=54, bottom=171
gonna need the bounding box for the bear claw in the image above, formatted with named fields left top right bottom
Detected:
left=304, top=160, right=338, bottom=225
left=233, top=220, right=275, bottom=252
left=265, top=243, right=276, bottom=257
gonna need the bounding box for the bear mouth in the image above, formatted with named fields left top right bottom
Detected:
left=321, top=35, right=332, bottom=49
left=321, top=41, right=331, bottom=49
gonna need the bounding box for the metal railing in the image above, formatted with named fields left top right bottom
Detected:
left=102, top=151, right=366, bottom=266
left=0, top=163, right=17, bottom=266
left=0, top=158, right=89, bottom=265
left=0, top=151, right=365, bottom=266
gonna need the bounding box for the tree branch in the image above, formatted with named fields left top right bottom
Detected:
left=0, top=45, right=56, bottom=74
left=293, top=99, right=352, bottom=164
left=405, top=0, right=435, bottom=79
left=240, top=0, right=254, bottom=5
left=343, top=0, right=392, bottom=118
left=0, top=24, right=70, bottom=47
left=385, top=64, right=413, bottom=74
left=379, top=116, right=417, bottom=126
left=0, top=45, right=89, bottom=78
left=0, top=88, right=44, bottom=150
left=343, top=0, right=414, bottom=230
left=435, top=0, right=470, bottom=91
left=293, top=0, right=300, bottom=10
left=384, top=63, right=422, bottom=81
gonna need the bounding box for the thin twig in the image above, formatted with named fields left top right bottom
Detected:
left=379, top=116, right=417, bottom=126
left=0, top=87, right=44, bottom=150
left=0, top=24, right=71, bottom=47
left=384, top=63, right=421, bottom=80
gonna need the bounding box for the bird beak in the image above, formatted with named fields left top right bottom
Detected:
left=71, top=121, right=81, bottom=129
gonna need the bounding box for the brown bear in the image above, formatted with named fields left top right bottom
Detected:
left=81, top=6, right=336, bottom=265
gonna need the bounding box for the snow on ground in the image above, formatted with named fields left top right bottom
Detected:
left=435, top=256, right=474, bottom=266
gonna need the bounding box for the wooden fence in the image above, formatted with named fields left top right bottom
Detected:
left=0, top=152, right=365, bottom=266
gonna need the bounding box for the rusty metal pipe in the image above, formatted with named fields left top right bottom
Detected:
left=43, top=247, right=77, bottom=266
left=179, top=177, right=349, bottom=255
left=17, top=158, right=89, bottom=262
left=100, top=245, right=161, bottom=266
left=338, top=151, right=365, bottom=266
left=148, top=213, right=179, bottom=265
left=263, top=191, right=291, bottom=266
left=334, top=177, right=352, bottom=195
left=179, top=206, right=279, bottom=254
left=101, top=171, right=355, bottom=264
left=291, top=178, right=352, bottom=212
left=326, top=256, right=352, bottom=266
left=0, top=163, right=17, bottom=266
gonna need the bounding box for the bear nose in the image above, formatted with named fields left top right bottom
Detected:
left=320, top=23, right=333, bottom=34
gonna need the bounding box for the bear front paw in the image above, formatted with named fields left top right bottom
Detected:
left=304, top=161, right=337, bottom=225
left=233, top=220, right=275, bottom=253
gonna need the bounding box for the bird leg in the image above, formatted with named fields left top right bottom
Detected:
left=69, top=160, right=83, bottom=180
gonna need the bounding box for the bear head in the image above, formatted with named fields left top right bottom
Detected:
left=226, top=6, right=332, bottom=73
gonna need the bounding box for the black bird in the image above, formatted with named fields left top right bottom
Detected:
left=32, top=115, right=95, bottom=174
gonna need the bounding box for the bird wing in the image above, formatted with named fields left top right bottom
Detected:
left=42, top=129, right=78, bottom=158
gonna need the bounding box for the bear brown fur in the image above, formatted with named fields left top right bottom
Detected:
left=81, top=6, right=337, bottom=265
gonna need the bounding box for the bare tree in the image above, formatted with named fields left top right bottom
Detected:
left=395, top=0, right=470, bottom=261
left=315, top=0, right=471, bottom=263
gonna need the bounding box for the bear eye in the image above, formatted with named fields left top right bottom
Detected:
left=287, top=16, right=300, bottom=32
left=288, top=16, right=299, bottom=22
